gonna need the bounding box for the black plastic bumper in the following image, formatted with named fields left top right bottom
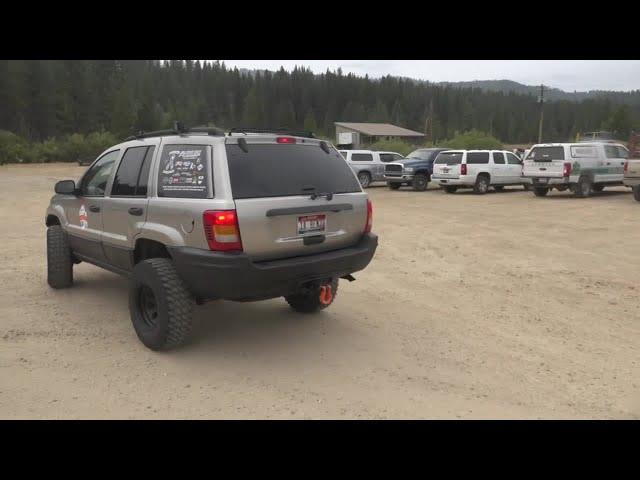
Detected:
left=168, top=233, right=378, bottom=301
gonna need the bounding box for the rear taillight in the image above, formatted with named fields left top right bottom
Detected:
left=276, top=137, right=296, bottom=144
left=364, top=199, right=373, bottom=234
left=203, top=210, right=243, bottom=252
left=460, top=164, right=467, bottom=175
left=624, top=161, right=628, bottom=174
left=563, top=162, right=572, bottom=177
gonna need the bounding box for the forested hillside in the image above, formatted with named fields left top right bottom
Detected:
left=1, top=60, right=638, bottom=145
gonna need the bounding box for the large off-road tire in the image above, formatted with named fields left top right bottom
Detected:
left=533, top=187, right=549, bottom=197
left=285, top=278, right=339, bottom=314
left=129, top=258, right=194, bottom=351
left=634, top=185, right=640, bottom=202
left=494, top=185, right=505, bottom=192
left=473, top=174, right=490, bottom=194
left=47, top=225, right=74, bottom=289
left=388, top=182, right=401, bottom=190
left=574, top=175, right=593, bottom=198
left=412, top=173, right=429, bottom=191
left=592, top=185, right=605, bottom=192
left=357, top=172, right=371, bottom=188
left=443, top=185, right=457, bottom=193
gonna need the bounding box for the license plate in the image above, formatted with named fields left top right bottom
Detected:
left=297, top=214, right=326, bottom=235
left=537, top=178, right=548, bottom=184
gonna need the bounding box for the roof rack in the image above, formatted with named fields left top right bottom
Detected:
left=228, top=127, right=316, bottom=139
left=123, top=122, right=225, bottom=142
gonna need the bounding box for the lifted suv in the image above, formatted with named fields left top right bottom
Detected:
left=46, top=128, right=378, bottom=350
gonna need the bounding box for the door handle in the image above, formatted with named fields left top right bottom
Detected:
left=128, top=207, right=144, bottom=216
left=89, top=205, right=100, bottom=213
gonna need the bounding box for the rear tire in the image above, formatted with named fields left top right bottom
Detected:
left=533, top=187, right=549, bottom=197
left=357, top=172, right=371, bottom=188
left=634, top=185, right=640, bottom=202
left=412, top=173, right=429, bottom=191
left=47, top=225, right=73, bottom=289
left=129, top=258, right=194, bottom=351
left=388, top=183, right=401, bottom=190
left=575, top=176, right=593, bottom=198
left=443, top=185, right=457, bottom=193
left=473, top=175, right=490, bottom=194
left=285, top=278, right=339, bottom=313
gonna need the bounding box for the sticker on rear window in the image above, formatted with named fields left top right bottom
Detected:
left=157, top=145, right=210, bottom=198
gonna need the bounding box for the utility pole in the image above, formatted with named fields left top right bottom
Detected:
left=538, top=84, right=544, bottom=143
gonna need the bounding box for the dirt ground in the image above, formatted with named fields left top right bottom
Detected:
left=1, top=163, right=638, bottom=419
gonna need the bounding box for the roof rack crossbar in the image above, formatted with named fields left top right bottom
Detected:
left=123, top=126, right=225, bottom=142
left=228, top=127, right=315, bottom=139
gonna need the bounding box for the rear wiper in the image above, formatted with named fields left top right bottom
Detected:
left=310, top=192, right=334, bottom=201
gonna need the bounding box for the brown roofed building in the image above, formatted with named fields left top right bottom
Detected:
left=335, top=122, right=424, bottom=149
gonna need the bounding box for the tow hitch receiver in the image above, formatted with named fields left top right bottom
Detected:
left=319, top=284, right=333, bottom=305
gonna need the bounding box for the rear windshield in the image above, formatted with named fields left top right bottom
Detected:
left=434, top=152, right=462, bottom=165
left=527, top=146, right=565, bottom=161
left=226, top=144, right=361, bottom=199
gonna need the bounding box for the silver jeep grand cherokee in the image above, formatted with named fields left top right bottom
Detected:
left=45, top=127, right=378, bottom=350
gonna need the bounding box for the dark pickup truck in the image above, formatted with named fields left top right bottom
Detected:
left=384, top=148, right=449, bottom=191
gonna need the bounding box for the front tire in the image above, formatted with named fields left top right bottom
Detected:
left=357, top=172, right=371, bottom=188
left=634, top=185, right=640, bottom=202
left=285, top=278, right=339, bottom=313
left=473, top=175, right=490, bottom=194
left=129, top=258, right=194, bottom=351
left=388, top=182, right=401, bottom=190
left=47, top=225, right=73, bottom=289
left=533, top=187, right=549, bottom=197
left=412, top=173, right=429, bottom=191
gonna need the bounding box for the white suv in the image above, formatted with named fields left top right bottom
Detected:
left=432, top=150, right=531, bottom=194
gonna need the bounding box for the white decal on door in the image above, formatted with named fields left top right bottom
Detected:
left=79, top=204, right=88, bottom=229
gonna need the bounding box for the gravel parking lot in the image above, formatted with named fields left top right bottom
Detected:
left=1, top=163, right=638, bottom=419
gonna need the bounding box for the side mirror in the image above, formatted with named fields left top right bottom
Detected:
left=55, top=180, right=77, bottom=195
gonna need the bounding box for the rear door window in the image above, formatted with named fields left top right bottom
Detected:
left=225, top=143, right=361, bottom=199
left=157, top=145, right=210, bottom=198
left=467, top=152, right=490, bottom=164
left=351, top=153, right=373, bottom=162
left=111, top=145, right=155, bottom=197
left=492, top=152, right=505, bottom=164
left=527, top=146, right=565, bottom=161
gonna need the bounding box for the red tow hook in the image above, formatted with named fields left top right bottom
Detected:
left=319, top=284, right=333, bottom=305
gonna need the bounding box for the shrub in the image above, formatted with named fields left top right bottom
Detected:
left=0, top=130, right=28, bottom=164
left=440, top=129, right=503, bottom=150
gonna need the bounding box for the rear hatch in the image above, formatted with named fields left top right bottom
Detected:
left=433, top=152, right=463, bottom=178
left=523, top=146, right=566, bottom=177
left=226, top=137, right=368, bottom=262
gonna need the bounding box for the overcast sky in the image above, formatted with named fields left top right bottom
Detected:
left=217, top=60, right=640, bottom=92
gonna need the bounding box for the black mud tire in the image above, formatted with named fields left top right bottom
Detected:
left=443, top=185, right=457, bottom=193
left=575, top=175, right=593, bottom=198
left=388, top=182, right=401, bottom=190
left=129, top=258, right=194, bottom=351
left=47, top=225, right=73, bottom=289
left=357, top=172, right=371, bottom=188
left=494, top=185, right=505, bottom=192
left=473, top=174, right=490, bottom=194
left=634, top=185, right=640, bottom=202
left=592, top=185, right=605, bottom=192
left=285, top=278, right=339, bottom=314
left=533, top=187, right=549, bottom=197
left=412, top=173, right=429, bottom=191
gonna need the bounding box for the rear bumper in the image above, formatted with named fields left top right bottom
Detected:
left=168, top=233, right=378, bottom=301
left=525, top=176, right=568, bottom=186
left=624, top=177, right=640, bottom=187
left=432, top=176, right=469, bottom=186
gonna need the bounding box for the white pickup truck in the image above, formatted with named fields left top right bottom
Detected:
left=523, top=142, right=629, bottom=197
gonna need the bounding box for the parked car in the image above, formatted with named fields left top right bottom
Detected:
left=623, top=132, right=640, bottom=201
left=46, top=128, right=378, bottom=350
left=432, top=150, right=532, bottom=194
left=339, top=150, right=404, bottom=188
left=384, top=148, right=449, bottom=191
left=522, top=142, right=629, bottom=197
